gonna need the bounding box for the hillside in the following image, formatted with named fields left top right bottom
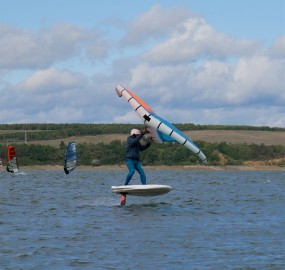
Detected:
left=0, top=125, right=284, bottom=167
left=0, top=123, right=284, bottom=147
left=26, top=130, right=285, bottom=147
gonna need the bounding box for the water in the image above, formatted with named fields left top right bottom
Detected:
left=0, top=169, right=284, bottom=270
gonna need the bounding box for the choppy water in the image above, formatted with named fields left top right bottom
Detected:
left=0, top=169, right=284, bottom=269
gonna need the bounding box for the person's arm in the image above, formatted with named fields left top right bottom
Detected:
left=139, top=136, right=152, bottom=151
left=140, top=142, right=150, bottom=151
left=128, top=133, right=144, bottom=146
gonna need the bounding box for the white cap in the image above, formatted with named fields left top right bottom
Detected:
left=131, top=129, right=141, bottom=135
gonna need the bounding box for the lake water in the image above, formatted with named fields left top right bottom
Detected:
left=0, top=169, right=284, bottom=269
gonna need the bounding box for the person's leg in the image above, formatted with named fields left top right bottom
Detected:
left=125, top=159, right=135, bottom=185
left=134, top=161, right=146, bottom=185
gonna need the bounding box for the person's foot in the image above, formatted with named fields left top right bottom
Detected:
left=120, top=193, right=126, bottom=205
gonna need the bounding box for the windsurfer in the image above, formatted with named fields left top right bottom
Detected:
left=120, top=128, right=152, bottom=205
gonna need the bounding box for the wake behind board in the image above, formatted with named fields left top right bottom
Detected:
left=112, top=184, right=172, bottom=196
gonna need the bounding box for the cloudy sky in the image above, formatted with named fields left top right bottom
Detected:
left=0, top=0, right=284, bottom=127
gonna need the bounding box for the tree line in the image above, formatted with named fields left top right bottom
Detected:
left=0, top=123, right=284, bottom=142
left=0, top=140, right=284, bottom=167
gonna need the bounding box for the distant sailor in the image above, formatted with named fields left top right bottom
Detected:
left=63, top=141, right=77, bottom=175
left=120, top=128, right=152, bottom=205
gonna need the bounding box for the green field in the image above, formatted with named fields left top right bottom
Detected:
left=0, top=124, right=284, bottom=167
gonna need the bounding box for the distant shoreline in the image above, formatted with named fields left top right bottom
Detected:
left=14, top=165, right=285, bottom=171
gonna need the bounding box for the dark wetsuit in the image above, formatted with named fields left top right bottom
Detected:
left=125, top=133, right=151, bottom=185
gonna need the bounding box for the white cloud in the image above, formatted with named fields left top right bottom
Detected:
left=0, top=68, right=105, bottom=123
left=269, top=35, right=285, bottom=58
left=0, top=5, right=284, bottom=127
left=144, top=17, right=259, bottom=64
left=113, top=111, right=142, bottom=124
left=229, top=54, right=285, bottom=103
left=199, top=106, right=285, bottom=127
left=120, top=4, right=189, bottom=46
left=129, top=63, right=192, bottom=104
left=128, top=16, right=284, bottom=107
left=111, top=100, right=285, bottom=127
left=123, top=30, right=285, bottom=127
left=16, top=68, right=87, bottom=93
left=0, top=23, right=109, bottom=69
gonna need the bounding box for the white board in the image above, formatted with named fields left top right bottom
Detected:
left=111, top=184, right=172, bottom=196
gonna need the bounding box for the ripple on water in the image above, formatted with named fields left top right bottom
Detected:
left=0, top=169, right=284, bottom=269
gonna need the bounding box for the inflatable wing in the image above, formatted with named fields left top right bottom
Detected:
left=116, top=84, right=207, bottom=163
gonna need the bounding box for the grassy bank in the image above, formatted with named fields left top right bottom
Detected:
left=17, top=163, right=285, bottom=171
left=1, top=126, right=284, bottom=167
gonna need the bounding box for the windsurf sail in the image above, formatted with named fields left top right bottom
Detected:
left=116, top=84, right=208, bottom=163
left=6, top=145, right=19, bottom=173
left=64, top=141, right=77, bottom=174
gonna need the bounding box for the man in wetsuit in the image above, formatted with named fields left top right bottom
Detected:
left=120, top=128, right=152, bottom=205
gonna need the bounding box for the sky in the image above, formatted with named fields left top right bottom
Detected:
left=0, top=0, right=284, bottom=127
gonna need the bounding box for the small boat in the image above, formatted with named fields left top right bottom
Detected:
left=64, top=141, right=77, bottom=174
left=6, top=145, right=19, bottom=174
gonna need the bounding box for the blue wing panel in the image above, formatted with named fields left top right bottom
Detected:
left=156, top=130, right=176, bottom=142
left=151, top=113, right=195, bottom=143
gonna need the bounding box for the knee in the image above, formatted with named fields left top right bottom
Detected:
left=128, top=168, right=135, bottom=176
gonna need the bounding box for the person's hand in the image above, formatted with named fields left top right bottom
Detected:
left=142, top=127, right=149, bottom=134
left=147, top=136, right=154, bottom=143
